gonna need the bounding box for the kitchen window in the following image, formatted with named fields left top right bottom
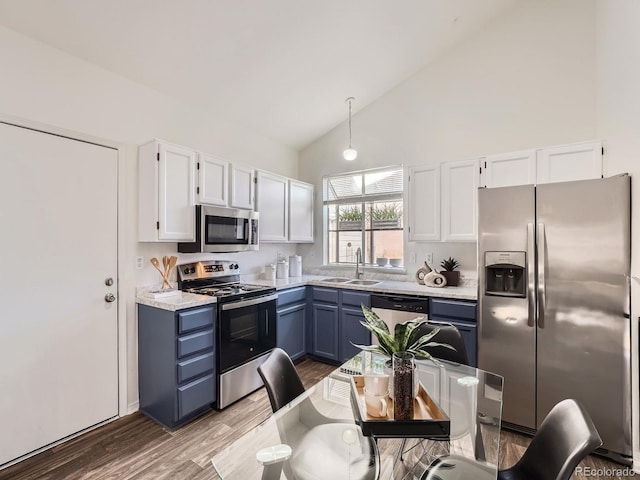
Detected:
left=323, top=166, right=404, bottom=267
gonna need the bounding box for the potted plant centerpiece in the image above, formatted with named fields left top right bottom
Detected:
left=353, top=305, right=456, bottom=419
left=440, top=256, right=460, bottom=287
left=353, top=305, right=453, bottom=366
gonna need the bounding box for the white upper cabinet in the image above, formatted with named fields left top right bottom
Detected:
left=256, top=171, right=289, bottom=242
left=482, top=150, right=536, bottom=188
left=407, top=165, right=440, bottom=241
left=229, top=163, right=255, bottom=210
left=288, top=179, right=314, bottom=243
left=441, top=158, right=479, bottom=242
left=197, top=153, right=228, bottom=206
left=537, top=141, right=603, bottom=184
left=138, top=140, right=196, bottom=242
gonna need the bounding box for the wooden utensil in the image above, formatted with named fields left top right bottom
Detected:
left=162, top=256, right=170, bottom=284
left=150, top=257, right=172, bottom=289
left=168, top=256, right=177, bottom=279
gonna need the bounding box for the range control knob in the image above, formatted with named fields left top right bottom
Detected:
left=232, top=264, right=239, bottom=270
left=184, top=267, right=190, bottom=275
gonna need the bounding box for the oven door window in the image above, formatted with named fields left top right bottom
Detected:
left=204, top=215, right=249, bottom=245
left=219, top=300, right=276, bottom=372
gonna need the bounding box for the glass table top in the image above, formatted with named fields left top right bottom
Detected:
left=211, top=353, right=503, bottom=480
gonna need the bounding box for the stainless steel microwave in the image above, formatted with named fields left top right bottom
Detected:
left=178, top=205, right=259, bottom=253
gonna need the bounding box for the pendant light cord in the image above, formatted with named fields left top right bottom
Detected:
left=348, top=98, right=353, bottom=148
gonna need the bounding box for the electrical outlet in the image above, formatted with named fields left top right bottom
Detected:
left=135, top=256, right=144, bottom=270
left=426, top=252, right=433, bottom=266
left=410, top=252, right=417, bottom=264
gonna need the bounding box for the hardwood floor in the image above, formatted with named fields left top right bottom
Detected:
left=0, top=358, right=634, bottom=480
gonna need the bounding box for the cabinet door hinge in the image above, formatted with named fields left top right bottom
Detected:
left=408, top=226, right=411, bottom=233
left=479, top=166, right=482, bottom=175
left=156, top=152, right=160, bottom=161
left=156, top=221, right=160, bottom=230
left=254, top=177, right=257, bottom=184
left=196, top=186, right=200, bottom=194
left=601, top=146, right=605, bottom=155
left=484, top=161, right=487, bottom=168
left=197, top=162, right=200, bottom=170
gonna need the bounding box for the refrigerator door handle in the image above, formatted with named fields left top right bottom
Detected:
left=537, top=222, right=546, bottom=329
left=527, top=223, right=535, bottom=327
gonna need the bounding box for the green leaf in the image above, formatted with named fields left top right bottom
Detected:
left=355, top=304, right=455, bottom=364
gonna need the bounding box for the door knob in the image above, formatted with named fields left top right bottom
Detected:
left=105, top=293, right=116, bottom=303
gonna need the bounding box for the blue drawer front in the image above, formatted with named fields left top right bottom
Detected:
left=177, top=352, right=214, bottom=383
left=312, top=287, right=339, bottom=304
left=277, top=287, right=307, bottom=307
left=430, top=298, right=477, bottom=322
left=177, top=329, right=214, bottom=358
left=178, top=373, right=215, bottom=419
left=178, top=307, right=214, bottom=334
left=341, top=290, right=370, bottom=308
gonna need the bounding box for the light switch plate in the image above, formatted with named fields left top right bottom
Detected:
left=426, top=252, right=433, bottom=266
left=136, top=256, right=144, bottom=270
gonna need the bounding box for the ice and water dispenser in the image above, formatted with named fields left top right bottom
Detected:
left=484, top=251, right=526, bottom=297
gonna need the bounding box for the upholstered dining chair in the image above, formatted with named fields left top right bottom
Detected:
left=421, top=398, right=602, bottom=480
left=417, top=323, right=469, bottom=365
left=257, top=348, right=379, bottom=480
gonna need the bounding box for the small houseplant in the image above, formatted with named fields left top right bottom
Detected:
left=353, top=305, right=456, bottom=402
left=352, top=305, right=454, bottom=366
left=338, top=205, right=364, bottom=230
left=440, top=256, right=460, bottom=287
left=371, top=203, right=402, bottom=229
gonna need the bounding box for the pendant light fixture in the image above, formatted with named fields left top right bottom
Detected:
left=343, top=96, right=357, bottom=161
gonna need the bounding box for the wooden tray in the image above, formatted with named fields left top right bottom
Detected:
left=350, top=375, right=450, bottom=438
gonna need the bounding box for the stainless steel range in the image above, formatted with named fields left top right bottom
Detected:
left=178, top=260, right=277, bottom=409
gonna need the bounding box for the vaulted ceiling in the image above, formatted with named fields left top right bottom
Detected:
left=0, top=0, right=520, bottom=149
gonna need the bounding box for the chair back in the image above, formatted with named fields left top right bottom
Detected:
left=512, top=398, right=602, bottom=480
left=416, top=323, right=469, bottom=365
left=257, top=348, right=306, bottom=413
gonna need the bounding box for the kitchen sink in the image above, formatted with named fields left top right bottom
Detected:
left=320, top=277, right=351, bottom=283
left=346, top=279, right=381, bottom=286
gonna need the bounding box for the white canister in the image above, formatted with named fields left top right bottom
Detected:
left=276, top=259, right=288, bottom=279
left=263, top=263, right=276, bottom=282
left=289, top=255, right=302, bottom=277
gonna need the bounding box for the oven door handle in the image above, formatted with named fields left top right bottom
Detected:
left=221, top=293, right=278, bottom=311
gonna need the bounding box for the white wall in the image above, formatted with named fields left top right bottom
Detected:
left=299, top=0, right=597, bottom=279
left=595, top=0, right=640, bottom=467
left=0, top=25, right=299, bottom=411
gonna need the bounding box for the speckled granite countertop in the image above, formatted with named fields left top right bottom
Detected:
left=247, top=275, right=477, bottom=301
left=136, top=274, right=477, bottom=312
left=136, top=290, right=216, bottom=311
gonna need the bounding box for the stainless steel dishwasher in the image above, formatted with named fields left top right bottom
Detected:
left=370, top=294, right=429, bottom=340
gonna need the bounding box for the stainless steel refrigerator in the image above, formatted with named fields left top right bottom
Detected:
left=477, top=175, right=632, bottom=463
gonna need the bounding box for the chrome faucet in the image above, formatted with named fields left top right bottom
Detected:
left=355, top=247, right=364, bottom=279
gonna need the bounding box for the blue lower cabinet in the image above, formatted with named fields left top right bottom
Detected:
left=311, top=303, right=340, bottom=361
left=429, top=297, right=478, bottom=367
left=276, top=302, right=306, bottom=361
left=138, top=303, right=217, bottom=429
left=310, top=287, right=371, bottom=363
left=340, top=306, right=371, bottom=362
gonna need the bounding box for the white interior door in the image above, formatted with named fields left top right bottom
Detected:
left=0, top=122, right=118, bottom=466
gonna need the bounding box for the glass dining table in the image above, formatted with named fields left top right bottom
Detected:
left=211, top=352, right=504, bottom=480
